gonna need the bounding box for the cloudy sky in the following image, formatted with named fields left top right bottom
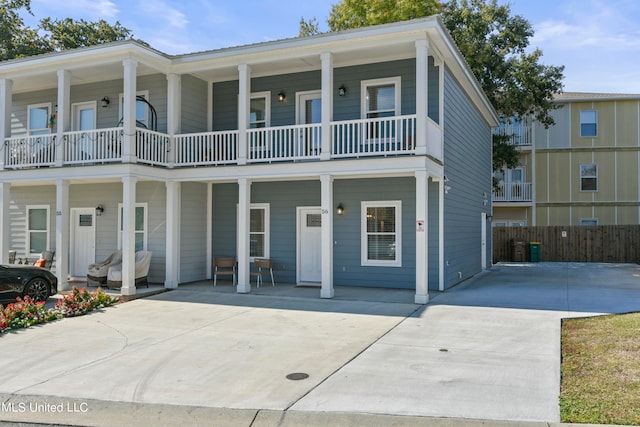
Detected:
left=26, top=0, right=640, bottom=94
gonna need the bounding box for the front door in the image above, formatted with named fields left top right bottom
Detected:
left=297, top=207, right=322, bottom=284
left=297, top=91, right=322, bottom=156
left=72, top=101, right=96, bottom=159
left=70, top=208, right=96, bottom=278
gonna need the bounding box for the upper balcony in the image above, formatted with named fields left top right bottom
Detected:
left=494, top=123, right=532, bottom=147
left=2, top=115, right=443, bottom=170
left=492, top=182, right=532, bottom=203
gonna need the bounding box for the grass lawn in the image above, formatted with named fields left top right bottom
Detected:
left=560, top=312, right=640, bottom=425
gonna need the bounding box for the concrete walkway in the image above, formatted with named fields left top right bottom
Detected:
left=0, top=262, right=639, bottom=427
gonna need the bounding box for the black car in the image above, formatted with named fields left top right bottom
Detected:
left=0, top=264, right=58, bottom=304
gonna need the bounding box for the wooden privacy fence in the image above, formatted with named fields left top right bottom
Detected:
left=492, top=225, right=640, bottom=263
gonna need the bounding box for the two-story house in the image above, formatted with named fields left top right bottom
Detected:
left=493, top=92, right=640, bottom=227
left=0, top=16, right=497, bottom=304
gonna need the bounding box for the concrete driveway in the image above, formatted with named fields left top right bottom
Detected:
left=0, top=262, right=639, bottom=426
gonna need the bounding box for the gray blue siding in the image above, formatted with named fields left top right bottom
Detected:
left=179, top=182, right=208, bottom=283
left=442, top=66, right=492, bottom=288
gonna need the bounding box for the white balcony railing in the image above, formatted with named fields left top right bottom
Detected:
left=136, top=129, right=170, bottom=166
left=331, top=114, right=416, bottom=158
left=64, top=128, right=122, bottom=165
left=3, top=116, right=430, bottom=169
left=493, top=182, right=532, bottom=202
left=248, top=123, right=322, bottom=162
left=174, top=130, right=238, bottom=166
left=494, top=124, right=532, bottom=146
left=4, top=134, right=56, bottom=168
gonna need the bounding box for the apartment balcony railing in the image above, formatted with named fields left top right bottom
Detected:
left=2, top=114, right=442, bottom=170
left=492, top=182, right=532, bottom=202
left=494, top=124, right=532, bottom=146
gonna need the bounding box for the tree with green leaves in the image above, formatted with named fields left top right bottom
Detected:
left=0, top=0, right=139, bottom=61
left=300, top=0, right=565, bottom=172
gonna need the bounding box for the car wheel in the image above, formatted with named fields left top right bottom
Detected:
left=25, top=278, right=51, bottom=302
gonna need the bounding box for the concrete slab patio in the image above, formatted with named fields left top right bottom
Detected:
left=0, top=262, right=639, bottom=427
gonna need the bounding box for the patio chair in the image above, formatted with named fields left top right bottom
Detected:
left=87, top=250, right=122, bottom=285
left=106, top=251, right=152, bottom=289
left=213, top=257, right=236, bottom=286
left=250, top=258, right=274, bottom=288
left=34, top=250, right=55, bottom=270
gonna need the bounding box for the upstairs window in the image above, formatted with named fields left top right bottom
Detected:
left=28, top=104, right=51, bottom=135
left=580, top=110, right=597, bottom=137
left=580, top=164, right=598, bottom=191
left=250, top=92, right=270, bottom=129
left=362, top=77, right=401, bottom=119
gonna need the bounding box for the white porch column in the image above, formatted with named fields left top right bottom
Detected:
left=415, top=171, right=429, bottom=304
left=320, top=174, right=335, bottom=298
left=121, top=176, right=137, bottom=296
left=55, top=70, right=71, bottom=167
left=237, top=64, right=251, bottom=166
left=0, top=183, right=10, bottom=263
left=122, top=58, right=138, bottom=164
left=415, top=38, right=429, bottom=156
left=236, top=178, right=251, bottom=293
left=206, top=183, right=213, bottom=278
left=438, top=177, right=445, bottom=291
left=167, top=73, right=181, bottom=168
left=55, top=179, right=70, bottom=291
left=0, top=79, right=13, bottom=171
left=165, top=180, right=180, bottom=289
left=320, top=53, right=333, bottom=161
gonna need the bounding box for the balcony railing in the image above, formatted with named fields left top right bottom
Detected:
left=492, top=182, right=532, bottom=202
left=4, top=134, right=56, bottom=168
left=494, top=124, right=532, bottom=146
left=2, top=114, right=439, bottom=170
left=331, top=115, right=416, bottom=158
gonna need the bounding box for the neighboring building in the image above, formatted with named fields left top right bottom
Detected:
left=0, top=17, right=496, bottom=304
left=493, top=92, right=640, bottom=227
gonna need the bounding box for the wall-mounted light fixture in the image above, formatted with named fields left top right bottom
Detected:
left=278, top=91, right=286, bottom=102
left=336, top=203, right=345, bottom=215
left=338, top=84, right=347, bottom=96
left=486, top=214, right=493, bottom=221
left=101, top=96, right=110, bottom=108
left=95, top=204, right=104, bottom=216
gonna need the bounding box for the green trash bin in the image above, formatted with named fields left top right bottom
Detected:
left=529, top=242, right=540, bottom=262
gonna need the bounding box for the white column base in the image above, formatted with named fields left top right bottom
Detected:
left=414, top=294, right=429, bottom=304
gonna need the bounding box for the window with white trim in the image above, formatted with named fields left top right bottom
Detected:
left=117, top=203, right=148, bottom=251
left=27, top=205, right=50, bottom=255
left=250, top=92, right=271, bottom=129
left=580, top=110, right=597, bottom=137
left=361, top=77, right=401, bottom=119
left=119, top=90, right=150, bottom=128
left=28, top=103, right=52, bottom=135
left=249, top=203, right=270, bottom=260
left=580, top=164, right=598, bottom=191
left=361, top=201, right=401, bottom=267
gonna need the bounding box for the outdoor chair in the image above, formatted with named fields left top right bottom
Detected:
left=213, top=257, right=236, bottom=286
left=87, top=250, right=122, bottom=285
left=250, top=258, right=274, bottom=288
left=106, top=251, right=152, bottom=289
left=34, top=250, right=55, bottom=270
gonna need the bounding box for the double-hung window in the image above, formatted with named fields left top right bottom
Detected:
left=249, top=203, right=270, bottom=261
left=580, top=110, right=597, bottom=137
left=28, top=104, right=51, bottom=136
left=118, top=203, right=148, bottom=251
left=361, top=201, right=402, bottom=267
left=27, top=205, right=49, bottom=256
left=580, top=164, right=598, bottom=191
left=250, top=92, right=270, bottom=129
left=361, top=77, right=401, bottom=143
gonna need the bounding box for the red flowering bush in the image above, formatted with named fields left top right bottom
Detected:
left=0, top=287, right=117, bottom=333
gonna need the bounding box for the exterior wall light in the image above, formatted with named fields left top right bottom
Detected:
left=101, top=96, right=110, bottom=108
left=278, top=91, right=286, bottom=102
left=96, top=204, right=104, bottom=216
left=336, top=203, right=345, bottom=215
left=338, top=85, right=347, bottom=96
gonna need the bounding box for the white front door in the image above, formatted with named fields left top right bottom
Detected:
left=72, top=101, right=97, bottom=159
left=297, top=91, right=322, bottom=156
left=70, top=208, right=96, bottom=278
left=297, top=207, right=322, bottom=284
